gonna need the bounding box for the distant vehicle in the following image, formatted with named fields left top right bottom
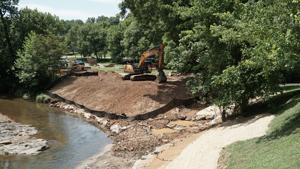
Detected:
left=59, top=59, right=68, bottom=68
left=75, top=59, right=85, bottom=65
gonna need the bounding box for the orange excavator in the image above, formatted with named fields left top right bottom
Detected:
left=122, top=44, right=167, bottom=83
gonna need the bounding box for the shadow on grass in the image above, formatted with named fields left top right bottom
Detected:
left=256, top=97, right=300, bottom=143
left=223, top=88, right=300, bottom=139
left=243, top=88, right=300, bottom=117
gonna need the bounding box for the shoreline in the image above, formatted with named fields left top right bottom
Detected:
left=49, top=99, right=222, bottom=169
left=75, top=144, right=113, bottom=169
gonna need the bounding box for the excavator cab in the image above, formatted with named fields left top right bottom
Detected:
left=122, top=44, right=167, bottom=83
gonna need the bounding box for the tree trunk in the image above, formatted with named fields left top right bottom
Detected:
left=240, top=98, right=248, bottom=113
left=220, top=106, right=227, bottom=122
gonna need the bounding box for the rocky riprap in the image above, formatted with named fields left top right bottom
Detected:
left=0, top=114, right=48, bottom=156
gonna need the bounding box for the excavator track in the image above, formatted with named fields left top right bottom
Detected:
left=130, top=74, right=157, bottom=81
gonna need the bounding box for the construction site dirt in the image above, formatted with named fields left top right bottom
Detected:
left=50, top=72, right=193, bottom=118
left=48, top=72, right=220, bottom=169
left=50, top=99, right=215, bottom=169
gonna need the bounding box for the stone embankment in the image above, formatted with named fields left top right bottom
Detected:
left=50, top=100, right=223, bottom=169
left=0, top=114, right=48, bottom=156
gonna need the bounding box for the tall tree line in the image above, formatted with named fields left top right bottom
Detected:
left=2, top=0, right=300, bottom=113
left=120, top=0, right=300, bottom=112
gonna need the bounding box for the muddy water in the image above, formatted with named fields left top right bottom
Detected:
left=0, top=98, right=111, bottom=169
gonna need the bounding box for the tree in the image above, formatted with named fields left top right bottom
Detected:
left=65, top=25, right=80, bottom=54
left=107, top=24, right=124, bottom=63
left=121, top=16, right=152, bottom=59
left=120, top=0, right=192, bottom=43
left=14, top=8, right=62, bottom=49
left=77, top=23, right=107, bottom=59
left=15, top=32, right=66, bottom=92
left=0, top=0, right=18, bottom=58
left=0, top=0, right=19, bottom=92
left=122, top=0, right=300, bottom=114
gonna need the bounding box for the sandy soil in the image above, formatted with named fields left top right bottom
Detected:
left=135, top=133, right=201, bottom=169
left=50, top=72, right=191, bottom=117
left=158, top=114, right=275, bottom=169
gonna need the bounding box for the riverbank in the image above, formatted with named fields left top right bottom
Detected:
left=0, top=114, right=48, bottom=156
left=49, top=99, right=222, bottom=169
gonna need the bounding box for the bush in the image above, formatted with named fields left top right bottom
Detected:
left=35, top=93, right=51, bottom=103
left=15, top=32, right=66, bottom=92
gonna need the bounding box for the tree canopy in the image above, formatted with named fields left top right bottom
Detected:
left=1, top=0, right=300, bottom=113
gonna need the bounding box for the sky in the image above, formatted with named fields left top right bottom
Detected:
left=18, top=0, right=122, bottom=21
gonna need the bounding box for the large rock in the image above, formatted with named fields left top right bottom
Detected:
left=194, top=105, right=221, bottom=121
left=0, top=114, right=48, bottom=156
left=0, top=139, right=48, bottom=156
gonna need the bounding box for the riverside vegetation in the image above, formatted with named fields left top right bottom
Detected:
left=1, top=1, right=300, bottom=168
left=1, top=0, right=300, bottom=114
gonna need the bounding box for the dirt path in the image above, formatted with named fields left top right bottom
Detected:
left=159, top=114, right=274, bottom=169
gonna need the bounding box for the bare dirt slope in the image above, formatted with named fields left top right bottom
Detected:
left=50, top=72, right=191, bottom=117
left=162, top=115, right=275, bottom=169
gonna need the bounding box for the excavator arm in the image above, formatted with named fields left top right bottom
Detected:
left=123, top=44, right=167, bottom=83
left=138, top=44, right=164, bottom=69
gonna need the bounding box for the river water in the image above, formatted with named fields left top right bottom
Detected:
left=0, top=98, right=111, bottom=169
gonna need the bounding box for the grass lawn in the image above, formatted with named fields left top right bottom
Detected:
left=221, top=94, right=300, bottom=169
left=92, top=62, right=174, bottom=76
left=92, top=63, right=124, bottom=73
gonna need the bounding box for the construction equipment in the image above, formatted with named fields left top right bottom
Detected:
left=122, top=44, right=167, bottom=83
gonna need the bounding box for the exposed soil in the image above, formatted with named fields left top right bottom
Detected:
left=48, top=73, right=224, bottom=169
left=49, top=100, right=215, bottom=169
left=50, top=72, right=192, bottom=117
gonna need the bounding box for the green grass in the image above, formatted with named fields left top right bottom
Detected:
left=92, top=62, right=174, bottom=76
left=222, top=94, right=300, bottom=169
left=92, top=62, right=124, bottom=73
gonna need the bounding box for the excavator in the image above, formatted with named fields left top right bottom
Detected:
left=122, top=44, right=167, bottom=83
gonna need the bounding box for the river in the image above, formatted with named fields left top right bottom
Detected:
left=0, top=98, right=111, bottom=169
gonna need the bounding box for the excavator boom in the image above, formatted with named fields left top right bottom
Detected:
left=123, top=44, right=167, bottom=83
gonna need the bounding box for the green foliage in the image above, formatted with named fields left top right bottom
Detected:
left=0, top=0, right=19, bottom=93
left=212, top=60, right=281, bottom=110
left=210, top=0, right=300, bottom=109
left=122, top=17, right=152, bottom=59
left=2, top=0, right=300, bottom=113
left=15, top=8, right=62, bottom=48
left=122, top=0, right=300, bottom=110
left=35, top=93, right=51, bottom=103
left=65, top=25, right=80, bottom=54
left=107, top=24, right=124, bottom=63
left=15, top=32, right=66, bottom=92
left=77, top=23, right=106, bottom=58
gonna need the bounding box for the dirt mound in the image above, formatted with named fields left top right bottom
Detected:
left=50, top=72, right=192, bottom=117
